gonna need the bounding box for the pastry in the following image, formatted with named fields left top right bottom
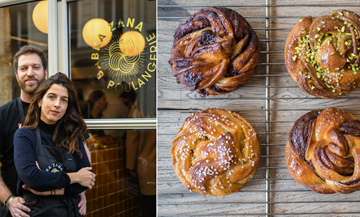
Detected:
left=285, top=9, right=360, bottom=98
left=286, top=107, right=360, bottom=194
left=171, top=108, right=260, bottom=196
left=169, top=7, right=260, bottom=97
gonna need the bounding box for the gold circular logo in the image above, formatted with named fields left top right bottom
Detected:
left=89, top=18, right=157, bottom=92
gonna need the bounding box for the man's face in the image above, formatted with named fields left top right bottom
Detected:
left=16, top=53, right=48, bottom=95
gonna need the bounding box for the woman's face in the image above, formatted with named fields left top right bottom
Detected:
left=38, top=84, right=69, bottom=125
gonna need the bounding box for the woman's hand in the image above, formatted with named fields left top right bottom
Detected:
left=69, top=167, right=96, bottom=189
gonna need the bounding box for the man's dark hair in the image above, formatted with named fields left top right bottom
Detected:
left=119, top=88, right=137, bottom=100
left=13, top=45, right=48, bottom=72
left=119, top=84, right=137, bottom=109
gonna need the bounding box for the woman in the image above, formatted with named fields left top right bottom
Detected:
left=14, top=73, right=95, bottom=216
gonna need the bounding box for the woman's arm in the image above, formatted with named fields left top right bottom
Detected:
left=14, top=128, right=71, bottom=191
left=64, top=139, right=94, bottom=196
left=14, top=129, right=95, bottom=193
left=22, top=185, right=64, bottom=196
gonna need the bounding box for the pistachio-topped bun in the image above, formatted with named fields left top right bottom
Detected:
left=285, top=9, right=360, bottom=98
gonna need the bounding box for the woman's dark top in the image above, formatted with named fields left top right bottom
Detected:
left=13, top=120, right=90, bottom=196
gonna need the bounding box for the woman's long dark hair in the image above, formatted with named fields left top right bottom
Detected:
left=24, top=72, right=87, bottom=158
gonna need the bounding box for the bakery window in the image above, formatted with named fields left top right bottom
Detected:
left=0, top=0, right=156, bottom=217
left=69, top=0, right=156, bottom=120
left=86, top=129, right=156, bottom=217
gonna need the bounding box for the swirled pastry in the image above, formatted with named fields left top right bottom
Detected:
left=171, top=108, right=260, bottom=196
left=285, top=9, right=360, bottom=98
left=169, top=7, right=260, bottom=97
left=286, top=108, right=360, bottom=194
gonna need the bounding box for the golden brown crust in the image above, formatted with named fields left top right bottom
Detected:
left=171, top=108, right=260, bottom=196
left=169, top=7, right=260, bottom=97
left=286, top=107, right=360, bottom=194
left=285, top=9, right=360, bottom=98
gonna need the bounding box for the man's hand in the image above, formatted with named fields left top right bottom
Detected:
left=78, top=191, right=86, bottom=216
left=9, top=196, right=30, bottom=217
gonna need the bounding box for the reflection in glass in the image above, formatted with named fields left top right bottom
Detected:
left=126, top=129, right=156, bottom=216
left=70, top=0, right=156, bottom=119
left=86, top=129, right=156, bottom=217
left=0, top=2, right=48, bottom=106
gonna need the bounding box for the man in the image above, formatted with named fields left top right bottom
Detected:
left=0, top=45, right=88, bottom=217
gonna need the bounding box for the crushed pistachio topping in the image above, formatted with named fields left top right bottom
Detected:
left=293, top=22, right=360, bottom=92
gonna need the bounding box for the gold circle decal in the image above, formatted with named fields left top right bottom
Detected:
left=119, top=31, right=145, bottom=57
left=32, top=1, right=48, bottom=34
left=82, top=18, right=112, bottom=48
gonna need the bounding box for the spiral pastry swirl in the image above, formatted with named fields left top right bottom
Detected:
left=285, top=9, right=360, bottom=98
left=169, top=7, right=260, bottom=97
left=171, top=108, right=260, bottom=196
left=286, top=107, right=360, bottom=194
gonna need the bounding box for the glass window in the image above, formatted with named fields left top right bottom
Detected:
left=69, top=0, right=156, bottom=120
left=0, top=2, right=48, bottom=106
left=86, top=129, right=156, bottom=217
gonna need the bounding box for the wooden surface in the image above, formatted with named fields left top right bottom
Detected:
left=157, top=0, right=360, bottom=216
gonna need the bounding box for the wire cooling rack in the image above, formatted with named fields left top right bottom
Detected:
left=157, top=0, right=360, bottom=216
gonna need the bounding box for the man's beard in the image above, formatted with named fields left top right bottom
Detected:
left=19, top=77, right=46, bottom=94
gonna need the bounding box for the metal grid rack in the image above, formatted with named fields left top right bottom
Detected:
left=157, top=0, right=360, bottom=216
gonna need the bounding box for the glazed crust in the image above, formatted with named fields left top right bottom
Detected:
left=285, top=9, right=360, bottom=98
left=169, top=7, right=260, bottom=97
left=286, top=107, right=360, bottom=194
left=171, top=108, right=260, bottom=196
